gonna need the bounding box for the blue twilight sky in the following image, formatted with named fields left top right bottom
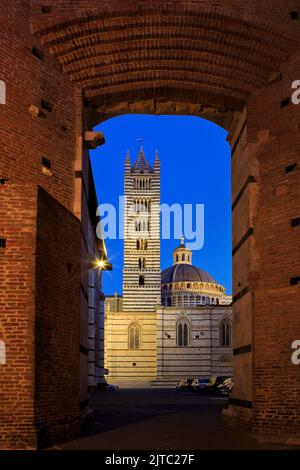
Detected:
left=90, top=114, right=232, bottom=295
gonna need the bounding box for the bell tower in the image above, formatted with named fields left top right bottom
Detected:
left=123, top=147, right=161, bottom=311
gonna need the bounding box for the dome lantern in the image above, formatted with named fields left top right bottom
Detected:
left=173, top=235, right=192, bottom=265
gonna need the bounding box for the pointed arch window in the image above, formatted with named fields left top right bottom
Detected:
left=177, top=319, right=189, bottom=347
left=220, top=319, right=232, bottom=347
left=128, top=323, right=141, bottom=349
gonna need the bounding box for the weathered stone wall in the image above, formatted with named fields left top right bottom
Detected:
left=156, top=306, right=233, bottom=383
left=104, top=309, right=157, bottom=386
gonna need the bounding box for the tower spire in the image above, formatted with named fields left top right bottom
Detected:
left=154, top=148, right=160, bottom=172
left=132, top=147, right=153, bottom=173
left=125, top=149, right=131, bottom=173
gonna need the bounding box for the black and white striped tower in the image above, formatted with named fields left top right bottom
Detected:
left=123, top=147, right=161, bottom=311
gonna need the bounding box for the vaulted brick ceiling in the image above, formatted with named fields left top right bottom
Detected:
left=30, top=1, right=300, bottom=122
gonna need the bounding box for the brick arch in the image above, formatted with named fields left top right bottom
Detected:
left=1, top=0, right=300, bottom=449
left=29, top=0, right=300, bottom=444
left=30, top=1, right=299, bottom=127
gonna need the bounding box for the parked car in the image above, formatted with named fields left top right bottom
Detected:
left=192, top=377, right=210, bottom=392
left=217, top=377, right=233, bottom=396
left=106, top=383, right=119, bottom=392
left=202, top=376, right=228, bottom=394
left=176, top=378, right=194, bottom=392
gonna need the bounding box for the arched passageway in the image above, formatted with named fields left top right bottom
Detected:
left=0, top=0, right=299, bottom=448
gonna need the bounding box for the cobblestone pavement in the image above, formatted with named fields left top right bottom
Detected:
left=52, top=389, right=300, bottom=450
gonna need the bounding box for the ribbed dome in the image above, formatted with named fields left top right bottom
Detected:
left=161, top=264, right=216, bottom=284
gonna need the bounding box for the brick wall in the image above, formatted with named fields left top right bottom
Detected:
left=0, top=1, right=85, bottom=448
left=0, top=0, right=77, bottom=211
left=35, top=187, right=81, bottom=448
left=0, top=184, right=38, bottom=449
left=250, top=52, right=300, bottom=439
left=0, top=185, right=81, bottom=449
left=228, top=52, right=300, bottom=439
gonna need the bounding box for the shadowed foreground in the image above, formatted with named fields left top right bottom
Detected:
left=51, top=389, right=299, bottom=450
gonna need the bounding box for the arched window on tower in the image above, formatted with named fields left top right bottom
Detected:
left=139, top=275, right=145, bottom=286
left=182, top=254, right=185, bottom=261
left=128, top=323, right=141, bottom=349
left=220, top=319, right=232, bottom=347
left=167, top=296, right=171, bottom=307
left=177, top=319, right=189, bottom=347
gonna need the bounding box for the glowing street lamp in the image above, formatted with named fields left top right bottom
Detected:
left=89, top=258, right=113, bottom=271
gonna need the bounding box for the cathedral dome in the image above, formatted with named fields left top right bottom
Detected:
left=161, top=264, right=216, bottom=284
left=160, top=236, right=227, bottom=307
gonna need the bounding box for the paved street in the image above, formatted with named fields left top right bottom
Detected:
left=50, top=389, right=299, bottom=450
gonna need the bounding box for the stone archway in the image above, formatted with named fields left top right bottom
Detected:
left=0, top=0, right=300, bottom=448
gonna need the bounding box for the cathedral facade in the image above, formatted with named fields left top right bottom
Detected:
left=105, top=149, right=233, bottom=386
